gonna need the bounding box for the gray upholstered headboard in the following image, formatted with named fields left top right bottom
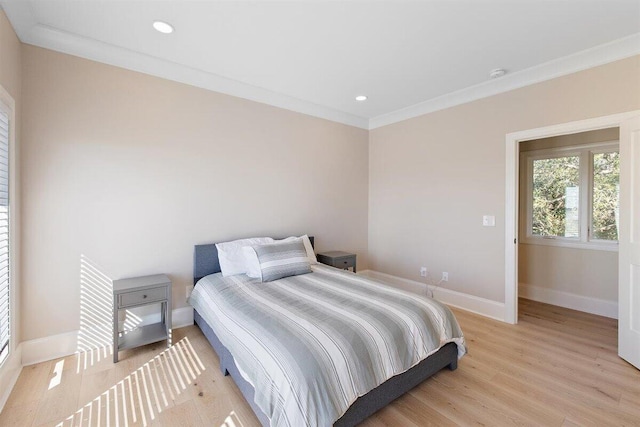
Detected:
left=193, top=236, right=314, bottom=284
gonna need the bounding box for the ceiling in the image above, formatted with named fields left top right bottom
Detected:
left=2, top=1, right=639, bottom=129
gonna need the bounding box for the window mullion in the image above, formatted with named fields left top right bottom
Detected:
left=526, top=157, right=534, bottom=239
left=580, top=150, right=591, bottom=243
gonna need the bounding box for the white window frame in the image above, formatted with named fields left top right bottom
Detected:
left=0, top=86, right=15, bottom=369
left=520, top=141, right=619, bottom=252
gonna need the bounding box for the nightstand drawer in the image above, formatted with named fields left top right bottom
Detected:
left=317, top=251, right=356, bottom=272
left=119, top=287, right=166, bottom=308
left=334, top=257, right=355, bottom=269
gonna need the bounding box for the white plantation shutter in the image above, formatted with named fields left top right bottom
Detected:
left=0, top=110, right=8, bottom=363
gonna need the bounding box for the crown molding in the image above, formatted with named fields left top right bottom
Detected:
left=2, top=1, right=639, bottom=131
left=369, top=33, right=640, bottom=129
left=1, top=2, right=369, bottom=129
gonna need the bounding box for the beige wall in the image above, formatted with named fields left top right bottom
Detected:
left=368, top=55, right=640, bottom=303
left=519, top=245, right=618, bottom=301
left=20, top=45, right=369, bottom=341
left=518, top=128, right=619, bottom=302
left=0, top=10, right=21, bottom=102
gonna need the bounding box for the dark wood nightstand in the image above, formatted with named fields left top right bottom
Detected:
left=317, top=251, right=356, bottom=273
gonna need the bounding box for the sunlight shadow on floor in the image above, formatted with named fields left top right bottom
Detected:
left=56, top=336, right=204, bottom=426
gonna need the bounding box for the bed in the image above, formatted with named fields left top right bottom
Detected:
left=190, top=237, right=466, bottom=427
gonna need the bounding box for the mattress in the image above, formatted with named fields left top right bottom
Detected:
left=188, top=264, right=466, bottom=427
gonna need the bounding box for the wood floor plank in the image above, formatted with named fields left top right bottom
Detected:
left=467, top=332, right=624, bottom=404
left=619, top=393, right=640, bottom=418
left=153, top=399, right=204, bottom=427
left=0, top=400, right=39, bottom=427
left=32, top=357, right=83, bottom=426
left=362, top=405, right=421, bottom=427
left=4, top=360, right=51, bottom=409
left=2, top=300, right=639, bottom=426
left=491, top=371, right=634, bottom=426
left=413, top=379, right=524, bottom=426
left=432, top=361, right=566, bottom=426
left=388, top=392, right=458, bottom=427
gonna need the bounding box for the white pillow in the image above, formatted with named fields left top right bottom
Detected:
left=243, top=246, right=262, bottom=279
left=301, top=235, right=317, bottom=265
left=274, top=235, right=317, bottom=265
left=216, top=237, right=274, bottom=277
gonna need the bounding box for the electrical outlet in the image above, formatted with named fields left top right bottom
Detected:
left=420, top=267, right=427, bottom=277
left=441, top=272, right=449, bottom=282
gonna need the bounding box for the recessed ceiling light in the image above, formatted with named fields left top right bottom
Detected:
left=355, top=95, right=368, bottom=101
left=489, top=68, right=506, bottom=79
left=153, top=21, right=174, bottom=34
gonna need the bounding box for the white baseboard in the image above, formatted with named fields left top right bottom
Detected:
left=21, top=307, right=195, bottom=367
left=358, top=270, right=506, bottom=321
left=170, top=306, right=194, bottom=328
left=21, top=330, right=79, bottom=366
left=0, top=344, right=23, bottom=412
left=519, top=283, right=618, bottom=319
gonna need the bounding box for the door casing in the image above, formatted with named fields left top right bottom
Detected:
left=504, top=110, right=640, bottom=325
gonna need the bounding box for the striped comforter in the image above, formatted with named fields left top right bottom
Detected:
left=189, top=264, right=466, bottom=427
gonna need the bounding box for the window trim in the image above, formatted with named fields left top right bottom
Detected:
left=0, top=86, right=15, bottom=369
left=520, top=140, right=619, bottom=252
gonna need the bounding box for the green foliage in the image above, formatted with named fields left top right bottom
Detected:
left=592, top=152, right=619, bottom=240
left=532, top=156, right=579, bottom=237
left=531, top=151, right=619, bottom=241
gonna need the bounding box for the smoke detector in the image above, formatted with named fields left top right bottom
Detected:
left=489, top=68, right=507, bottom=79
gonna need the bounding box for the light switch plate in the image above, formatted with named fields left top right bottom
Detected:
left=482, top=215, right=496, bottom=227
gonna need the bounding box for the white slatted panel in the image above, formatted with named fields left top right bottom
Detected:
left=0, top=110, right=8, bottom=362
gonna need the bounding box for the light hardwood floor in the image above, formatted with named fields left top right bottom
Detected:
left=1, top=299, right=638, bottom=426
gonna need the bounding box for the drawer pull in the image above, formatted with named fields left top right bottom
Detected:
left=118, top=287, right=166, bottom=308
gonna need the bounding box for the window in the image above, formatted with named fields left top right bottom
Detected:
left=521, top=141, right=619, bottom=251
left=591, top=151, right=620, bottom=241
left=0, top=106, right=9, bottom=365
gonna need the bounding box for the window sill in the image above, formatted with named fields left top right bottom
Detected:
left=519, top=238, right=618, bottom=252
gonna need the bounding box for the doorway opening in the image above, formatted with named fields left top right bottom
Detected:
left=517, top=128, right=619, bottom=320
left=504, top=111, right=639, bottom=325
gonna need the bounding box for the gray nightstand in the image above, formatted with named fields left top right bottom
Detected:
left=317, top=251, right=357, bottom=273
left=112, top=274, right=172, bottom=363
